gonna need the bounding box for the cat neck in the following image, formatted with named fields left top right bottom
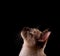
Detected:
left=22, top=43, right=46, bottom=56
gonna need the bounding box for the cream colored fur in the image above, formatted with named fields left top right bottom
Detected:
left=19, top=27, right=51, bottom=56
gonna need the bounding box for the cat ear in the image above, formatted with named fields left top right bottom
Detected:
left=38, top=31, right=51, bottom=42
left=43, top=28, right=49, bottom=33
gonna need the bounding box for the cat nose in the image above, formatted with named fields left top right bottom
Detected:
left=23, top=27, right=30, bottom=31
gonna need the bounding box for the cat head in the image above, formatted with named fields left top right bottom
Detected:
left=21, top=27, right=51, bottom=47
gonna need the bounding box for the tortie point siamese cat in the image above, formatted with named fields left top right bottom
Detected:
left=19, top=27, right=51, bottom=56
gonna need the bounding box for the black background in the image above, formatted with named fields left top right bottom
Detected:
left=2, top=16, right=60, bottom=56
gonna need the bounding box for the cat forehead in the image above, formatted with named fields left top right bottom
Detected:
left=32, top=28, right=40, bottom=32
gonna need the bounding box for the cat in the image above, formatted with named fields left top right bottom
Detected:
left=19, top=27, right=51, bottom=56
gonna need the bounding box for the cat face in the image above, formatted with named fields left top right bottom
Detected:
left=21, top=27, right=51, bottom=47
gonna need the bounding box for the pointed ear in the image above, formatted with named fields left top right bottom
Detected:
left=43, top=28, right=49, bottom=33
left=38, top=31, right=51, bottom=42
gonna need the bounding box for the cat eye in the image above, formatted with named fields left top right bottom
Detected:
left=33, top=31, right=36, bottom=33
left=29, top=32, right=33, bottom=36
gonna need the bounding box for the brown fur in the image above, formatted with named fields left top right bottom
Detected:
left=19, top=27, right=51, bottom=56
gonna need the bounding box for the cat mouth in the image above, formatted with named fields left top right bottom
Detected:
left=22, top=27, right=31, bottom=32
left=21, top=27, right=31, bottom=37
